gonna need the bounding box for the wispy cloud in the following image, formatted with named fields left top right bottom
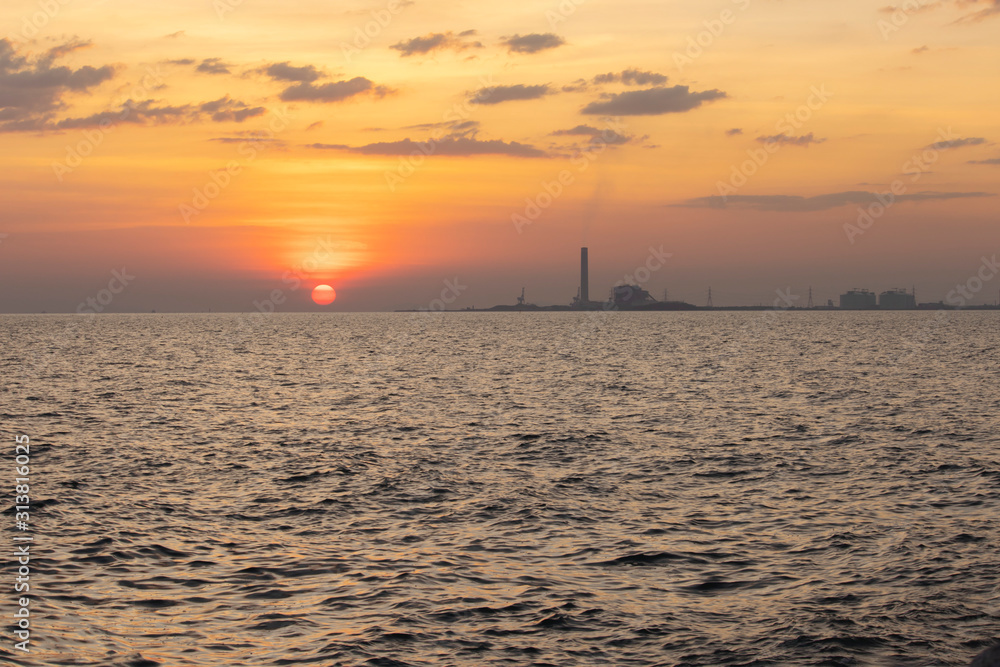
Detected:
left=308, top=136, right=548, bottom=158
left=925, top=136, right=987, bottom=149
left=679, top=190, right=994, bottom=211
left=756, top=133, right=826, bottom=147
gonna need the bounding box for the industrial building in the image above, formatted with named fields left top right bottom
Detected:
left=612, top=284, right=657, bottom=307
left=879, top=288, right=916, bottom=310
left=839, top=289, right=877, bottom=309
left=573, top=247, right=594, bottom=307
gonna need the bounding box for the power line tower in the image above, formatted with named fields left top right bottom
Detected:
left=807, top=286, right=814, bottom=309
left=662, top=288, right=669, bottom=303
left=706, top=287, right=714, bottom=308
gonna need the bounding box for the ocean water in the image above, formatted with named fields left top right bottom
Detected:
left=2, top=311, right=998, bottom=667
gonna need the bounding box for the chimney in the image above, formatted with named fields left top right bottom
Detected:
left=580, top=247, right=589, bottom=304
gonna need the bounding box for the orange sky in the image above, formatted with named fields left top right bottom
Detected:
left=1, top=0, right=998, bottom=311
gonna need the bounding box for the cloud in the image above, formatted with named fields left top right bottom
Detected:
left=500, top=33, right=565, bottom=54
left=262, top=61, right=322, bottom=82
left=952, top=0, right=1000, bottom=21
left=390, top=31, right=483, bottom=56
left=165, top=58, right=196, bottom=66
left=280, top=77, right=392, bottom=102
left=50, top=96, right=264, bottom=129
left=968, top=158, right=1000, bottom=165
left=679, top=190, right=994, bottom=211
left=756, top=132, right=826, bottom=147
left=581, top=85, right=726, bottom=115
left=593, top=69, right=668, bottom=86
left=164, top=31, right=185, bottom=39
left=726, top=128, right=743, bottom=136
left=196, top=58, right=231, bottom=75
left=210, top=132, right=285, bottom=146
left=551, top=124, right=635, bottom=146
left=199, top=96, right=265, bottom=122
left=470, top=84, right=550, bottom=105
left=912, top=45, right=931, bottom=54
left=561, top=78, right=589, bottom=93
left=308, top=136, right=548, bottom=158
left=0, top=38, right=117, bottom=132
left=925, top=136, right=987, bottom=149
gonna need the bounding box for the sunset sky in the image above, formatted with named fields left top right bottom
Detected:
left=1, top=0, right=998, bottom=311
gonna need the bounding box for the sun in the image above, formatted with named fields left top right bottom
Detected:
left=311, top=284, right=336, bottom=305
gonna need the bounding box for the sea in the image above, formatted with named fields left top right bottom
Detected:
left=2, top=311, right=998, bottom=667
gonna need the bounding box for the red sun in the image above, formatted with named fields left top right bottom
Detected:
left=311, top=284, right=337, bottom=305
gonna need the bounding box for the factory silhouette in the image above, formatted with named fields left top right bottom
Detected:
left=449, top=247, right=995, bottom=312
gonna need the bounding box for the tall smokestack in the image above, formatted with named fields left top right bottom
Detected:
left=580, top=247, right=589, bottom=304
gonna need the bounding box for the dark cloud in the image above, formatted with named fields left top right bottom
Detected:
left=581, top=85, right=726, bottom=115
left=912, top=45, right=930, bottom=54
left=726, top=128, right=743, bottom=136
left=679, top=190, right=994, bottom=212
left=593, top=69, right=668, bottom=86
left=501, top=33, right=565, bottom=54
left=308, top=136, right=547, bottom=158
left=196, top=58, right=231, bottom=75
left=262, top=61, right=322, bottom=83
left=165, top=58, right=196, bottom=66
left=0, top=38, right=117, bottom=132
left=470, top=84, right=550, bottom=105
left=968, top=158, right=1000, bottom=165
left=756, top=132, right=826, bottom=147
left=926, top=136, right=987, bottom=149
left=280, top=77, right=392, bottom=102
left=390, top=31, right=483, bottom=56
